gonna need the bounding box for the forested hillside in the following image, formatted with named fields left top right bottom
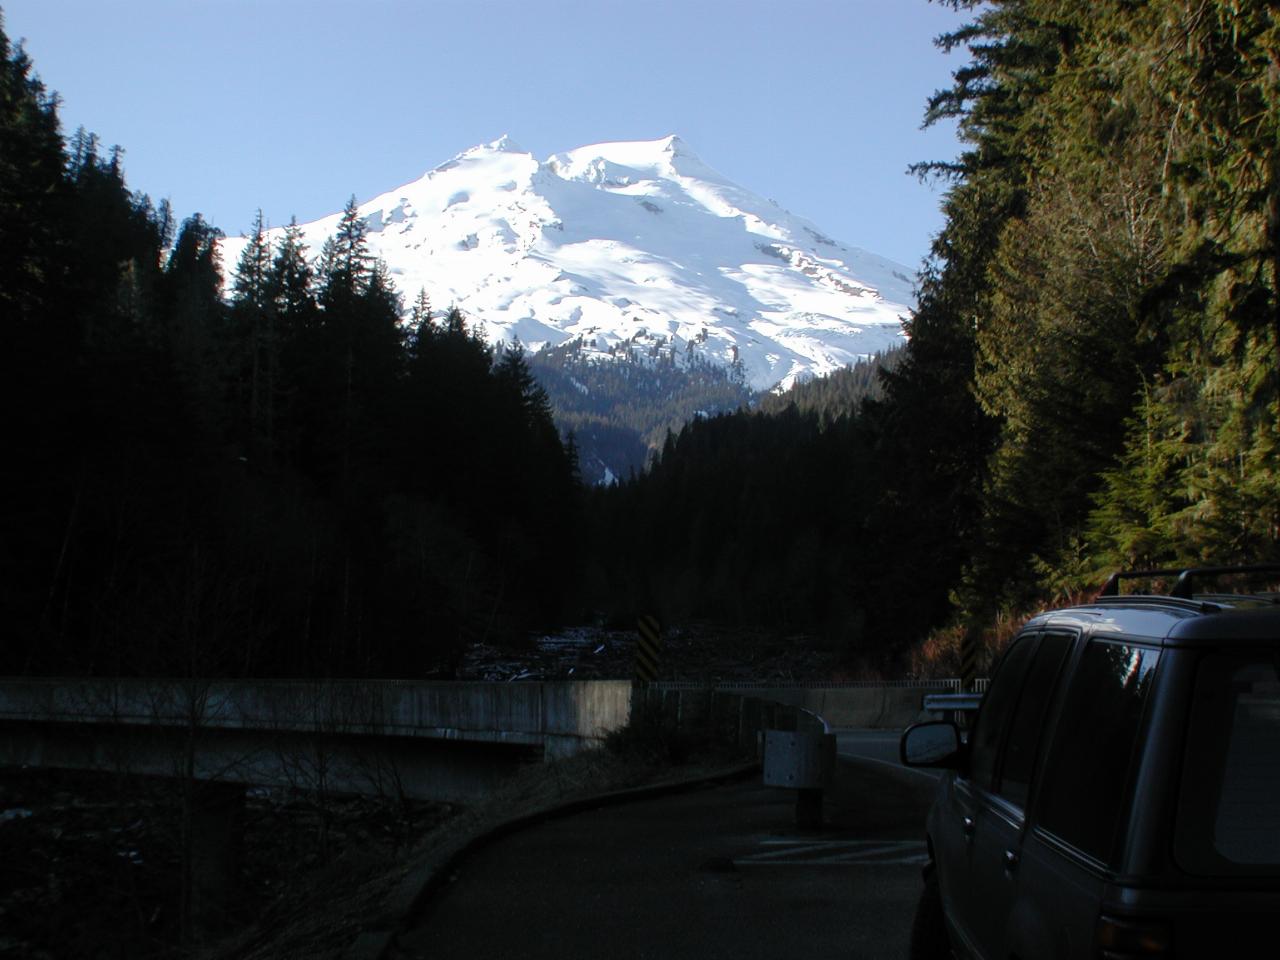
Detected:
left=527, top=339, right=899, bottom=485
left=908, top=0, right=1279, bottom=625
left=528, top=337, right=753, bottom=484
left=0, top=20, right=579, bottom=678
left=756, top=347, right=902, bottom=422
left=587, top=0, right=1279, bottom=672
left=581, top=350, right=927, bottom=672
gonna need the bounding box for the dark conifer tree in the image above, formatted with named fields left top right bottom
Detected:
left=230, top=210, right=275, bottom=457
left=317, top=195, right=372, bottom=291
left=160, top=214, right=227, bottom=432
left=269, top=217, right=314, bottom=324
left=264, top=218, right=315, bottom=461
left=1, top=21, right=72, bottom=669
left=0, top=25, right=64, bottom=332
left=409, top=288, right=432, bottom=328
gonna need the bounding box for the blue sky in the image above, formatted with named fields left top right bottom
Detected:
left=2, top=0, right=972, bottom=269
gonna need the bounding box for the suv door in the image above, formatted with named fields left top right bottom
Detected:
left=932, top=633, right=1034, bottom=953
left=934, top=630, right=1072, bottom=957
left=1015, top=639, right=1161, bottom=957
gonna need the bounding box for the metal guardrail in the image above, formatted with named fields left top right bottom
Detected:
left=649, top=678, right=969, bottom=691
left=923, top=692, right=983, bottom=713
left=5, top=677, right=985, bottom=690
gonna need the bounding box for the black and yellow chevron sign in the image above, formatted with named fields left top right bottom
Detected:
left=960, top=631, right=978, bottom=692
left=635, top=615, right=663, bottom=683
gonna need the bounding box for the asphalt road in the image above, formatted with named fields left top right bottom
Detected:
left=392, top=731, right=936, bottom=960
left=835, top=728, right=942, bottom=780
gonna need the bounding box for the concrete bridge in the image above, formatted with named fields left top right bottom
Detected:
left=0, top=677, right=637, bottom=801
left=0, top=677, right=956, bottom=801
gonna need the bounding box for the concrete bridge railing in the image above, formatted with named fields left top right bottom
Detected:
left=0, top=678, right=634, bottom=801
left=0, top=677, right=632, bottom=753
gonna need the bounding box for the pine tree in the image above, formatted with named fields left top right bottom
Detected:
left=494, top=339, right=555, bottom=431
left=230, top=211, right=274, bottom=454
left=261, top=216, right=315, bottom=466
left=161, top=214, right=227, bottom=432
left=409, top=287, right=433, bottom=328
left=0, top=25, right=64, bottom=329
left=317, top=195, right=371, bottom=298
left=268, top=217, right=314, bottom=323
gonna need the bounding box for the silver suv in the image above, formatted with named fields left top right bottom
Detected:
left=900, top=565, right=1280, bottom=959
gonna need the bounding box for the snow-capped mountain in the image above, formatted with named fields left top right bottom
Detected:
left=220, top=135, right=914, bottom=392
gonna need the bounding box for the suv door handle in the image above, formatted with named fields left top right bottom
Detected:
left=962, top=816, right=975, bottom=838
left=1004, top=849, right=1019, bottom=871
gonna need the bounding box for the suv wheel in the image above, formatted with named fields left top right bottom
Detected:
left=908, top=863, right=952, bottom=960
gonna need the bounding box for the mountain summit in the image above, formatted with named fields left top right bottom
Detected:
left=221, top=136, right=915, bottom=391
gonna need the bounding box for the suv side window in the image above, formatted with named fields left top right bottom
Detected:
left=997, top=632, right=1073, bottom=807
left=1176, top=652, right=1280, bottom=875
left=1035, top=640, right=1159, bottom=863
left=968, top=635, right=1037, bottom=792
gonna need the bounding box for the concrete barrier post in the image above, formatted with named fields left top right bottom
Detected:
left=762, top=729, right=836, bottom=830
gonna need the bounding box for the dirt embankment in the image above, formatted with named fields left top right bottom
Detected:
left=2, top=733, right=741, bottom=960
left=0, top=768, right=449, bottom=960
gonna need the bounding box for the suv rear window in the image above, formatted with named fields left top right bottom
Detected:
left=1176, top=652, right=1280, bottom=876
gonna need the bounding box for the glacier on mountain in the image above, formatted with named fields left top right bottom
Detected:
left=220, top=135, right=915, bottom=392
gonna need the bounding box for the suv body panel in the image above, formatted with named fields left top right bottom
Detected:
left=910, top=591, right=1280, bottom=959
left=1015, top=827, right=1107, bottom=959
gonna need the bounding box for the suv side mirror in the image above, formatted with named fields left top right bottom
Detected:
left=900, top=721, right=963, bottom=769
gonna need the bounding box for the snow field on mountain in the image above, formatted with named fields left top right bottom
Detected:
left=220, top=134, right=915, bottom=391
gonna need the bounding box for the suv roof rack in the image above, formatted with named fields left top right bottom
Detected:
left=1091, top=594, right=1222, bottom=614
left=1097, top=564, right=1280, bottom=600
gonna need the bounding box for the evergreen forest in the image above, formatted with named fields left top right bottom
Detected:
left=3, top=1, right=1278, bottom=680
left=584, top=0, right=1280, bottom=672
left=1, top=18, right=578, bottom=678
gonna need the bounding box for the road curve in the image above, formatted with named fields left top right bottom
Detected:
left=391, top=749, right=935, bottom=960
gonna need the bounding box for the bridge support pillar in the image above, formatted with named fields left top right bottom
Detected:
left=188, top=781, right=245, bottom=940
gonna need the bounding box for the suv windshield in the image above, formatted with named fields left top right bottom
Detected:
left=1176, top=651, right=1280, bottom=876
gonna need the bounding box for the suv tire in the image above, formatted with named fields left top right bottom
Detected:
left=908, top=864, right=951, bottom=960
